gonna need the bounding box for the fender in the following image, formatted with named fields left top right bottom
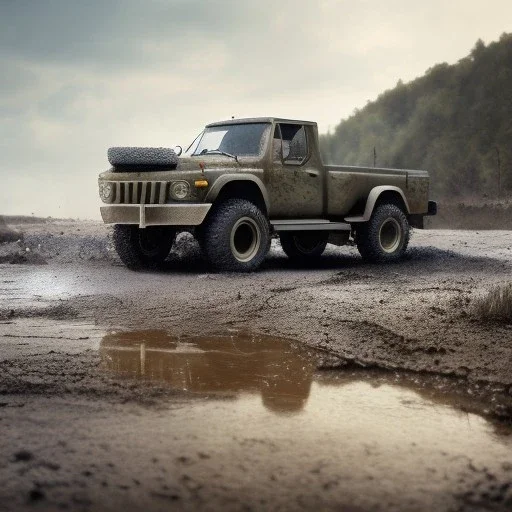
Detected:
left=345, top=186, right=410, bottom=223
left=205, top=173, right=270, bottom=212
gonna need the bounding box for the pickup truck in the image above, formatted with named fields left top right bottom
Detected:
left=98, top=117, right=436, bottom=271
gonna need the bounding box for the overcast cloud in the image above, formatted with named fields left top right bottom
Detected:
left=1, top=0, right=511, bottom=218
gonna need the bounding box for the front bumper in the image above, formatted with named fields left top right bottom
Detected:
left=100, top=203, right=212, bottom=228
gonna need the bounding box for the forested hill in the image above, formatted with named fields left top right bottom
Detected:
left=320, top=33, right=512, bottom=199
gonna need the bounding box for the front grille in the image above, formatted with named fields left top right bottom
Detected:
left=112, top=181, right=168, bottom=204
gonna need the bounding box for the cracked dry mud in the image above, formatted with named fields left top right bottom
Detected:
left=0, top=219, right=511, bottom=511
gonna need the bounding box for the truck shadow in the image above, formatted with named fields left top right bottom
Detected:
left=263, top=246, right=505, bottom=275
left=158, top=240, right=504, bottom=276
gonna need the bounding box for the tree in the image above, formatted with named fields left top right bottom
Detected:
left=320, top=33, right=512, bottom=199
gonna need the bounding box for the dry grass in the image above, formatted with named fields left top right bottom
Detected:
left=0, top=216, right=23, bottom=243
left=1, top=215, right=49, bottom=225
left=474, top=283, right=512, bottom=322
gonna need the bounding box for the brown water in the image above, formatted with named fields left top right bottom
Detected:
left=98, top=330, right=512, bottom=510
left=100, top=330, right=315, bottom=413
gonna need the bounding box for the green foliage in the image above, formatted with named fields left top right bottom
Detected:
left=320, top=33, right=512, bottom=199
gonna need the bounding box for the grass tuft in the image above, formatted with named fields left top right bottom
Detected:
left=474, top=283, right=512, bottom=322
left=0, top=216, right=23, bottom=243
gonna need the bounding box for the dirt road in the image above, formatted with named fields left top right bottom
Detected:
left=1, top=219, right=511, bottom=511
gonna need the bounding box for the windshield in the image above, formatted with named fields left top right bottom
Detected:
left=192, top=123, right=270, bottom=158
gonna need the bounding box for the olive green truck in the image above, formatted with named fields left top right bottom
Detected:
left=98, top=117, right=436, bottom=271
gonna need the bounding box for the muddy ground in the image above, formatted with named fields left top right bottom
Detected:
left=426, top=199, right=512, bottom=230
left=1, top=218, right=512, bottom=511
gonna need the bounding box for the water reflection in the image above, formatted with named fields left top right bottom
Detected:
left=98, top=330, right=512, bottom=508
left=100, top=331, right=315, bottom=414
left=99, top=330, right=512, bottom=434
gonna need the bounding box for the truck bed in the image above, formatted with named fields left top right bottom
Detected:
left=324, top=165, right=429, bottom=216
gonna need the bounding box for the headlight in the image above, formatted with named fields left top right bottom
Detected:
left=99, top=182, right=113, bottom=202
left=169, top=180, right=190, bottom=200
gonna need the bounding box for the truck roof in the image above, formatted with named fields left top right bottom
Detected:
left=206, top=117, right=317, bottom=128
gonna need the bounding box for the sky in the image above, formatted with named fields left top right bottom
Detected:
left=1, top=0, right=511, bottom=219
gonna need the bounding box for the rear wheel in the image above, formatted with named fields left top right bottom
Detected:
left=113, top=225, right=176, bottom=270
left=279, top=232, right=328, bottom=263
left=201, top=199, right=270, bottom=272
left=356, top=203, right=409, bottom=262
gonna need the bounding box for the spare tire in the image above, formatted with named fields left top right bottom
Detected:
left=107, top=147, right=179, bottom=167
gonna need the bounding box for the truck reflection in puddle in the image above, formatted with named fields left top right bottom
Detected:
left=100, top=331, right=315, bottom=414
left=98, top=330, right=512, bottom=509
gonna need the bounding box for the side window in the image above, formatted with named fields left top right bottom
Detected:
left=279, top=124, right=307, bottom=164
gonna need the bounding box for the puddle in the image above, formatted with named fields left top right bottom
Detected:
left=100, top=331, right=315, bottom=413
left=98, top=329, right=512, bottom=443
left=99, top=330, right=512, bottom=429
left=96, top=331, right=512, bottom=508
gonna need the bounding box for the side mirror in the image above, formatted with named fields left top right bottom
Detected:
left=174, top=145, right=183, bottom=156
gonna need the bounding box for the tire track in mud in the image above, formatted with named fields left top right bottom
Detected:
left=1, top=225, right=512, bottom=411
left=232, top=280, right=499, bottom=388
left=0, top=272, right=504, bottom=392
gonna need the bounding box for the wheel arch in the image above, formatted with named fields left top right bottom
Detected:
left=345, top=186, right=410, bottom=223
left=205, top=175, right=269, bottom=215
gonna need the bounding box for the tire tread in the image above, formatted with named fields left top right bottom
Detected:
left=113, top=225, right=175, bottom=270
left=356, top=203, right=410, bottom=263
left=279, top=232, right=327, bottom=263
left=201, top=199, right=270, bottom=272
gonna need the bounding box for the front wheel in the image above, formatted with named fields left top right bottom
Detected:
left=113, top=225, right=176, bottom=270
left=279, top=232, right=328, bottom=264
left=201, top=199, right=270, bottom=272
left=356, top=203, right=410, bottom=262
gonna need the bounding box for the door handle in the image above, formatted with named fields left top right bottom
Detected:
left=306, top=170, right=319, bottom=177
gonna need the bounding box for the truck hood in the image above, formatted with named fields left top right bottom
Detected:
left=101, top=155, right=248, bottom=181
left=176, top=156, right=246, bottom=172
left=108, top=155, right=244, bottom=173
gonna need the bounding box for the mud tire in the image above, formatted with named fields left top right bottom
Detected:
left=279, top=232, right=328, bottom=263
left=201, top=199, right=270, bottom=272
left=113, top=225, right=176, bottom=270
left=356, top=203, right=410, bottom=262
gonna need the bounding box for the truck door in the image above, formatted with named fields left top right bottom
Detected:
left=267, top=123, right=324, bottom=218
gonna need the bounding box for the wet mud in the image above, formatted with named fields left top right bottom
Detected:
left=1, top=219, right=512, bottom=510
left=2, top=328, right=512, bottom=511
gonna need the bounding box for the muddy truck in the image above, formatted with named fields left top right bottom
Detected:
left=98, top=117, right=436, bottom=271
